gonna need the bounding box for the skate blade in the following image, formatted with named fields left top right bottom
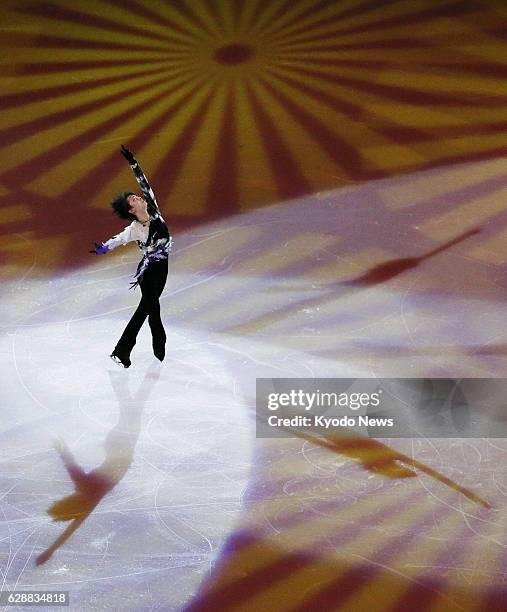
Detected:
left=110, top=354, right=129, bottom=368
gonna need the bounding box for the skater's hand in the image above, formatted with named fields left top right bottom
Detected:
left=120, top=144, right=136, bottom=164
left=90, top=242, right=109, bottom=255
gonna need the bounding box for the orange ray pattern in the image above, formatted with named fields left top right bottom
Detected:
left=1, top=0, right=507, bottom=273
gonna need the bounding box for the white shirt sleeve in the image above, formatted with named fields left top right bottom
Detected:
left=103, top=222, right=138, bottom=250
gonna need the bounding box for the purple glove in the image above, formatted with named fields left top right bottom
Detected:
left=90, top=242, right=109, bottom=254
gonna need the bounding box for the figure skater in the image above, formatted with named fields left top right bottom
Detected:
left=91, top=146, right=173, bottom=367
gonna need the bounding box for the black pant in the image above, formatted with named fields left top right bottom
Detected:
left=115, top=260, right=168, bottom=356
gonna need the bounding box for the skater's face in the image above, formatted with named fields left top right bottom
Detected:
left=127, top=194, right=148, bottom=220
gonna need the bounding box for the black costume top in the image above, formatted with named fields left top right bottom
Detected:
left=104, top=158, right=173, bottom=288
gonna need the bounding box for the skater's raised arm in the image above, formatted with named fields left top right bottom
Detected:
left=120, top=145, right=159, bottom=217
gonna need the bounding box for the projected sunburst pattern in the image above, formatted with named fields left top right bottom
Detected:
left=185, top=436, right=505, bottom=612
left=1, top=0, right=507, bottom=273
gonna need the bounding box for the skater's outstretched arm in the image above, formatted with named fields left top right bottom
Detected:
left=90, top=223, right=137, bottom=254
left=120, top=145, right=159, bottom=217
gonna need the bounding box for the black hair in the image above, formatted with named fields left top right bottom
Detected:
left=111, top=191, right=137, bottom=221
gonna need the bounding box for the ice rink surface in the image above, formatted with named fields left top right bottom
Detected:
left=2, top=161, right=507, bottom=611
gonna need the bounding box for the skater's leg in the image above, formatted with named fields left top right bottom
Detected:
left=112, top=262, right=167, bottom=365
left=148, top=299, right=166, bottom=360
left=112, top=276, right=153, bottom=366
left=115, top=297, right=149, bottom=353
left=147, top=262, right=168, bottom=360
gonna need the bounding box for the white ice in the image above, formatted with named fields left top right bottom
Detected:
left=1, top=160, right=506, bottom=610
